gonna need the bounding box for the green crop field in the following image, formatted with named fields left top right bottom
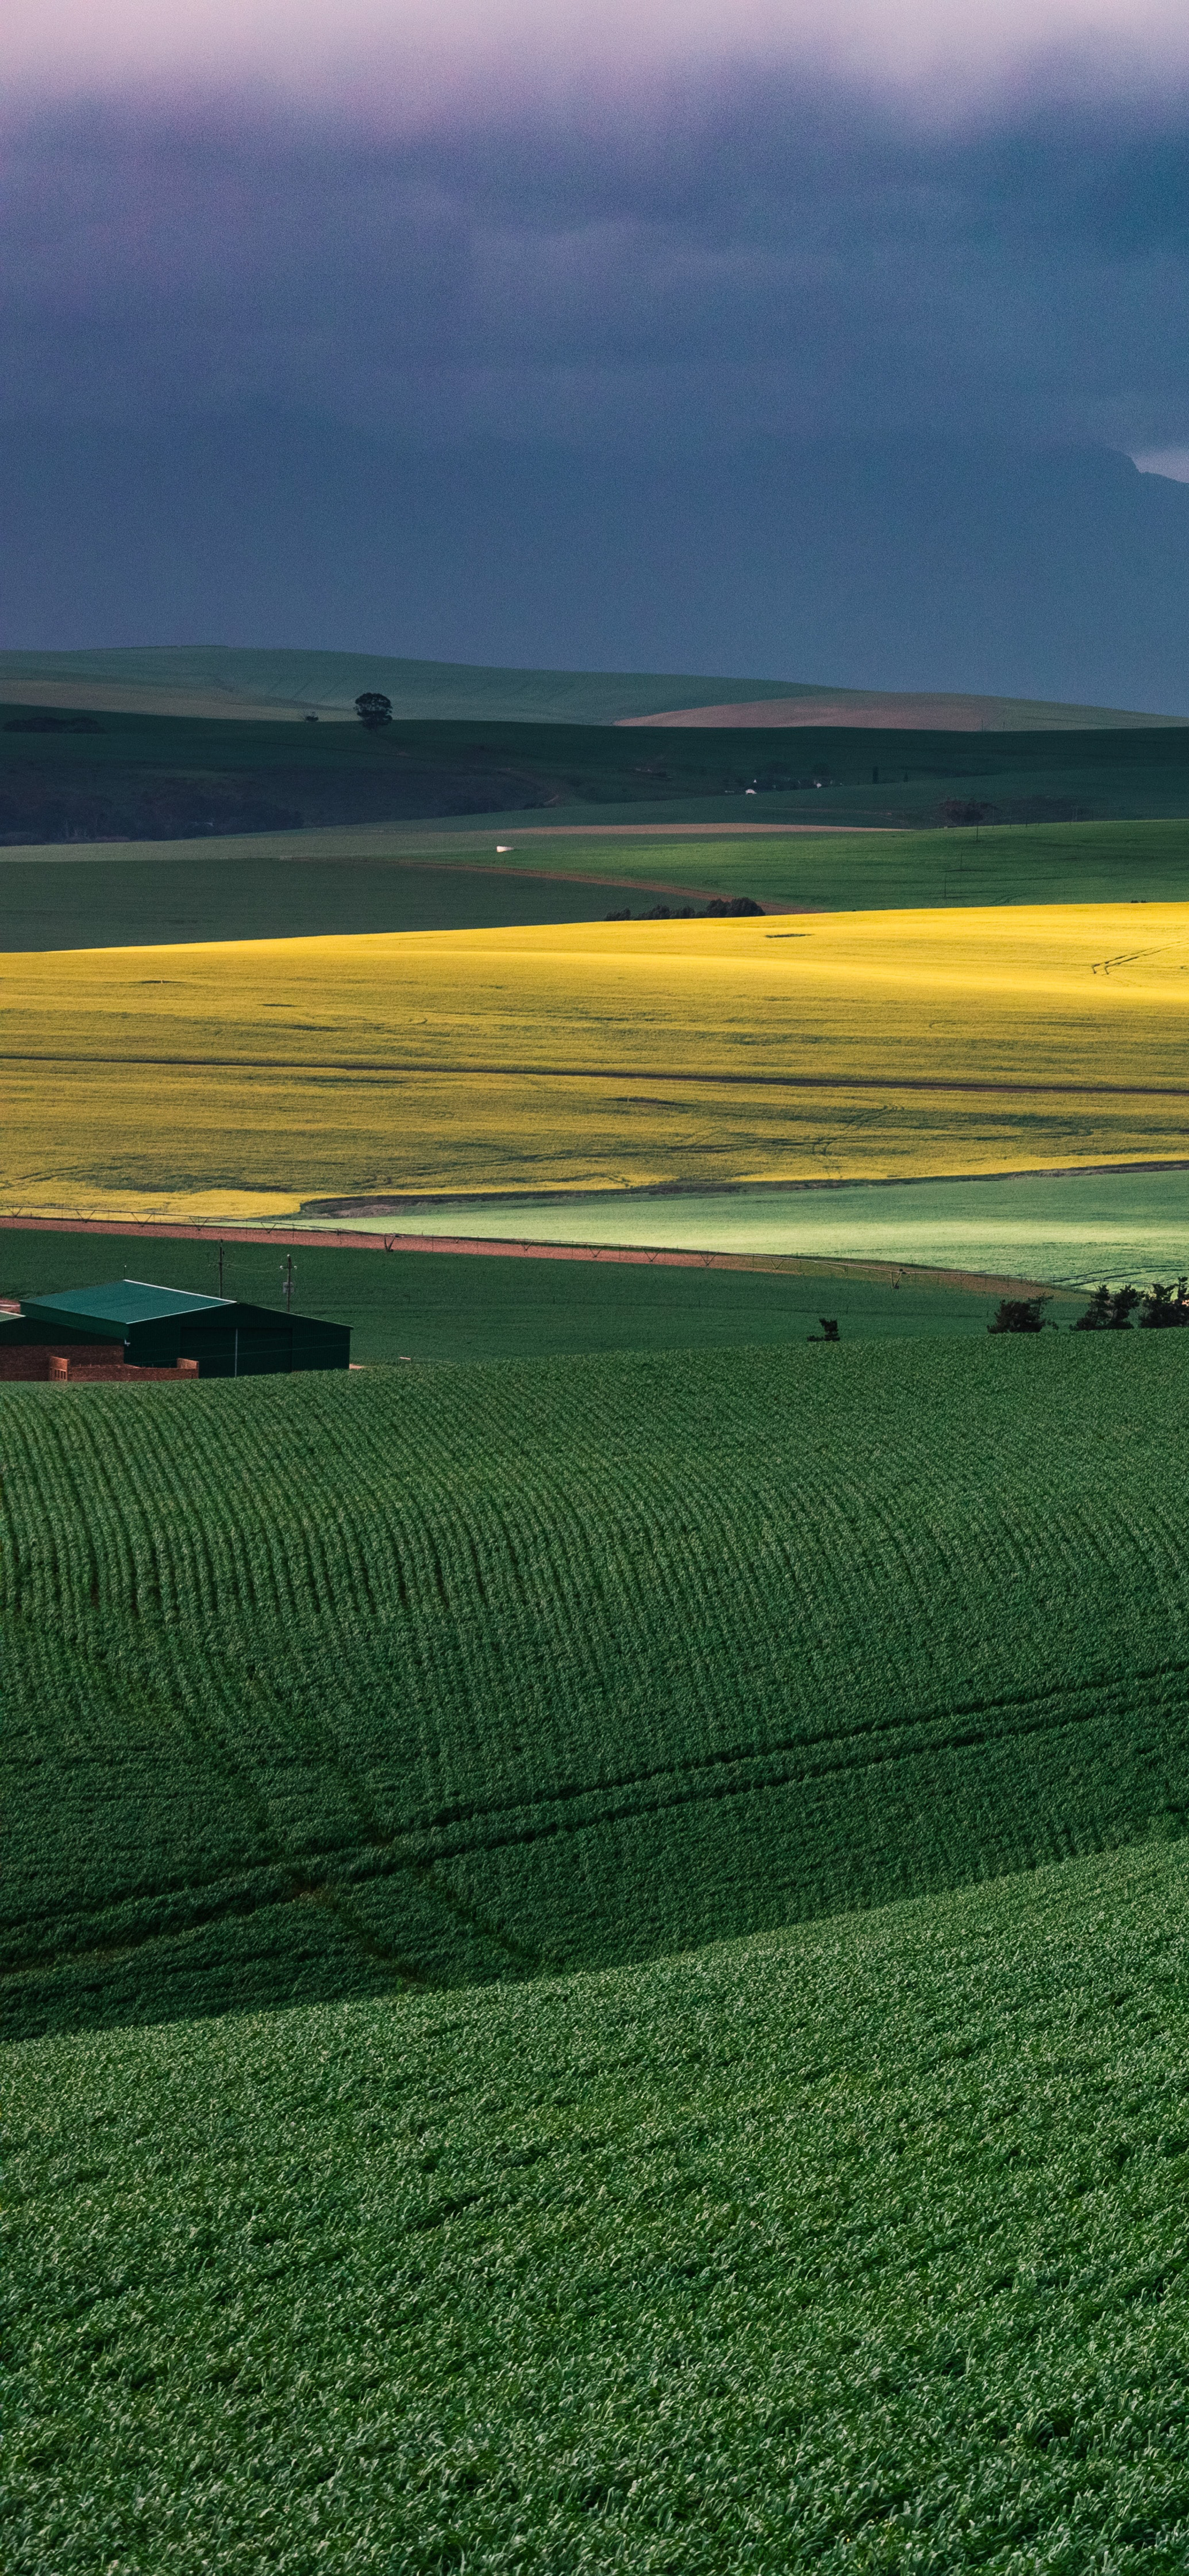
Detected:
left=9, top=1837, right=1189, bottom=2573
left=6, top=814, right=1189, bottom=950
left=349, top=1167, right=1189, bottom=1292
left=10, top=1331, right=1189, bottom=2569
left=0, top=1227, right=1074, bottom=1365
left=0, top=852, right=617, bottom=950
left=4, top=1333, right=1186, bottom=2045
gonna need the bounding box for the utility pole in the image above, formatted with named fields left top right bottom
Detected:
left=281, top=1253, right=294, bottom=1314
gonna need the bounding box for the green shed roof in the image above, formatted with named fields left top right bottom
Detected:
left=23, top=1279, right=231, bottom=1329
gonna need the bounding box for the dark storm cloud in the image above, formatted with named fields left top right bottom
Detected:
left=4, top=77, right=1189, bottom=456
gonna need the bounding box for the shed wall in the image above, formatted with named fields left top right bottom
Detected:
left=2, top=1297, right=350, bottom=1377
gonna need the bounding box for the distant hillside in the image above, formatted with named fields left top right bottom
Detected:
left=5, top=698, right=1189, bottom=844
left=619, top=687, right=1181, bottom=731
left=0, top=643, right=1174, bottom=730
left=8, top=423, right=1189, bottom=714
left=0, top=647, right=804, bottom=727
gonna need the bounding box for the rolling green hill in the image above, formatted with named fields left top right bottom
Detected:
left=0, top=642, right=1173, bottom=725
left=10, top=1330, right=1189, bottom=2569
left=10, top=1837, right=1189, bottom=2572
left=6, top=1333, right=1187, bottom=2044
left=0, top=647, right=815, bottom=725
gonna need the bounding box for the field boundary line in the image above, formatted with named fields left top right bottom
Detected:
left=0, top=1210, right=1058, bottom=1296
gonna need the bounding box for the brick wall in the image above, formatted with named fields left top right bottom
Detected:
left=0, top=1345, right=195, bottom=1384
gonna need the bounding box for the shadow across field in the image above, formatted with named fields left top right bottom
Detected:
left=7, top=812, right=1189, bottom=949
left=0, top=856, right=628, bottom=950
left=6, top=698, right=1189, bottom=848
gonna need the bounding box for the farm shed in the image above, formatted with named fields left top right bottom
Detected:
left=0, top=1279, right=350, bottom=1378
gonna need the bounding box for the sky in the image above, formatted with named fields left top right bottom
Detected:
left=4, top=4, right=1189, bottom=678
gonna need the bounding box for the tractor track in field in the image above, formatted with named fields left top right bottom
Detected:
left=6, top=1049, right=1189, bottom=1102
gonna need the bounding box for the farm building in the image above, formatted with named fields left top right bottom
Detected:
left=0, top=1279, right=350, bottom=1381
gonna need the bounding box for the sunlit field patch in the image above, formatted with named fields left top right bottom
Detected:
left=5, top=901, right=1189, bottom=1217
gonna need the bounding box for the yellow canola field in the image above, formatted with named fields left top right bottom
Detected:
left=4, top=902, right=1189, bottom=1219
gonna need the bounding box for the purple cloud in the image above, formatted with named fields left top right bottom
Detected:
left=6, top=2, right=1189, bottom=125
left=3, top=77, right=1189, bottom=463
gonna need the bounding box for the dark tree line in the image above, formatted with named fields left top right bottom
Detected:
left=606, top=896, right=765, bottom=922
left=1071, top=1279, right=1189, bottom=1330
left=989, top=1281, right=1189, bottom=1334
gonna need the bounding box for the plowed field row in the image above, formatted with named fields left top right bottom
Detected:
left=6, top=1334, right=1189, bottom=2041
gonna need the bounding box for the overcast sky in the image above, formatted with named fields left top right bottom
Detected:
left=6, top=6, right=1189, bottom=689
left=4, top=2, right=1189, bottom=468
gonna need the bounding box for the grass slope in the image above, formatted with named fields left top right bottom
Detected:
left=0, top=1230, right=1065, bottom=1367
left=9, top=1836, right=1189, bottom=2572
left=6, top=1335, right=1189, bottom=2043
left=0, top=855, right=618, bottom=951
left=0, top=641, right=1169, bottom=723
left=7, top=816, right=1189, bottom=954
left=0, top=650, right=813, bottom=725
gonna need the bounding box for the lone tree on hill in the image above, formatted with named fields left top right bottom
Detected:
left=940, top=799, right=996, bottom=827
left=354, top=691, right=392, bottom=730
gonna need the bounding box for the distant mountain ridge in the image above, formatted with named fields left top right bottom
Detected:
left=0, top=645, right=1175, bottom=732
